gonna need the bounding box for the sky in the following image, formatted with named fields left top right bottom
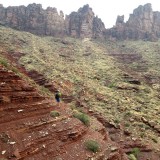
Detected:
left=1, top=0, right=160, bottom=28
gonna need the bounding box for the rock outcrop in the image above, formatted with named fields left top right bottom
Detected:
left=1, top=3, right=160, bottom=41
left=66, top=4, right=106, bottom=39
left=0, top=3, right=105, bottom=39
left=105, top=3, right=160, bottom=41
left=0, top=3, right=65, bottom=36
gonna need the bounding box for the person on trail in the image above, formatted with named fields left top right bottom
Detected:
left=55, top=90, right=61, bottom=107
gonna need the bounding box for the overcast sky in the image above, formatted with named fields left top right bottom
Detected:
left=1, top=0, right=160, bottom=28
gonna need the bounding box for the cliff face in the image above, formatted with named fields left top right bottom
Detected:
left=1, top=3, right=160, bottom=41
left=66, top=4, right=106, bottom=39
left=106, top=3, right=160, bottom=41
left=0, top=4, right=105, bottom=39
left=0, top=3, right=65, bottom=36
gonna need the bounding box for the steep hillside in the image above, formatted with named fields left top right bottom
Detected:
left=0, top=26, right=160, bottom=159
left=0, top=64, right=128, bottom=160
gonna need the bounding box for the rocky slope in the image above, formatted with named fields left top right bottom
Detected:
left=0, top=64, right=130, bottom=159
left=0, top=25, right=160, bottom=159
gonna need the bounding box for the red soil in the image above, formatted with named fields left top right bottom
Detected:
left=0, top=65, right=128, bottom=160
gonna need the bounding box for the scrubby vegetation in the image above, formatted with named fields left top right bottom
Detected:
left=50, top=111, right=60, bottom=118
left=128, top=147, right=140, bottom=160
left=0, top=25, right=159, bottom=154
left=131, top=148, right=140, bottom=158
left=128, top=154, right=137, bottom=160
left=0, top=57, right=9, bottom=67
left=73, top=111, right=90, bottom=126
left=85, top=140, right=100, bottom=153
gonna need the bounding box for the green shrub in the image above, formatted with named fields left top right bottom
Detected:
left=114, top=119, right=120, bottom=123
left=50, top=111, right=60, bottom=118
left=12, top=67, right=19, bottom=74
left=108, top=82, right=116, bottom=88
left=144, top=125, right=150, bottom=130
left=140, top=132, right=145, bottom=138
left=85, top=140, right=100, bottom=153
left=124, top=111, right=131, bottom=117
left=131, top=148, right=140, bottom=158
left=0, top=59, right=8, bottom=67
left=128, top=154, right=137, bottom=160
left=152, top=137, right=158, bottom=143
left=143, top=87, right=150, bottom=93
left=73, top=112, right=90, bottom=126
left=125, top=123, right=130, bottom=127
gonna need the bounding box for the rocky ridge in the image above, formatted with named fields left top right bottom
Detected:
left=65, top=4, right=106, bottom=39
left=106, top=3, right=160, bottom=41
left=0, top=3, right=65, bottom=36
left=0, top=3, right=105, bottom=39
left=1, top=3, right=160, bottom=41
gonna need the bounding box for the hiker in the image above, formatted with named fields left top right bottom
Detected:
left=55, top=90, right=61, bottom=107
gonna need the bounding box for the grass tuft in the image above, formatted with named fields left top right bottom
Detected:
left=0, top=58, right=8, bottom=67
left=85, top=140, right=100, bottom=153
left=73, top=112, right=90, bottom=126
left=131, top=147, right=140, bottom=158
left=50, top=111, right=60, bottom=118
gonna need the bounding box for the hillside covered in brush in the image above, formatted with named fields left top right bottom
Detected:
left=0, top=24, right=160, bottom=160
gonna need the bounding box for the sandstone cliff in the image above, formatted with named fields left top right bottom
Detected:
left=105, top=3, right=160, bottom=41
left=0, top=3, right=65, bottom=36
left=0, top=4, right=105, bottom=39
left=1, top=3, right=160, bottom=41
left=66, top=4, right=106, bottom=39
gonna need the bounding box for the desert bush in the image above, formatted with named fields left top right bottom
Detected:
left=0, top=58, right=8, bottom=67
left=152, top=137, right=158, bottom=143
left=131, top=148, right=140, bottom=158
left=114, top=119, right=120, bottom=123
left=39, top=48, right=44, bottom=53
left=140, top=132, right=145, bottom=138
left=73, top=112, right=90, bottom=126
left=108, top=82, right=116, bottom=88
left=128, top=154, right=137, bottom=160
left=12, top=67, right=19, bottom=74
left=85, top=140, right=100, bottom=153
left=124, top=123, right=130, bottom=127
left=50, top=111, right=60, bottom=118
left=124, top=111, right=131, bottom=117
